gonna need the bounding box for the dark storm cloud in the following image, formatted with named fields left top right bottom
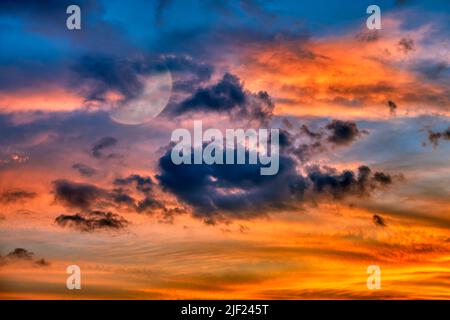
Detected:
left=136, top=197, right=165, bottom=212
left=398, top=38, right=415, bottom=53
left=157, top=145, right=396, bottom=222
left=157, top=147, right=305, bottom=221
left=53, top=179, right=141, bottom=212
left=306, top=165, right=393, bottom=199
left=277, top=120, right=367, bottom=163
left=325, top=120, right=366, bottom=146
left=53, top=180, right=108, bottom=209
left=110, top=188, right=137, bottom=208
left=172, top=73, right=274, bottom=124
left=72, top=163, right=97, bottom=177
left=55, top=210, right=129, bottom=232
left=427, top=127, right=450, bottom=147
left=0, top=248, right=50, bottom=267
left=52, top=177, right=175, bottom=221
left=373, top=214, right=387, bottom=227
left=91, top=136, right=118, bottom=158
left=0, top=190, right=37, bottom=203
left=114, top=174, right=154, bottom=194
left=73, top=54, right=214, bottom=104
left=74, top=55, right=146, bottom=103
left=176, top=73, right=245, bottom=111
left=164, top=55, right=213, bottom=93
left=373, top=172, right=393, bottom=185
left=113, top=174, right=174, bottom=217
left=6, top=248, right=33, bottom=260
left=387, top=100, right=397, bottom=115
left=278, top=129, right=293, bottom=149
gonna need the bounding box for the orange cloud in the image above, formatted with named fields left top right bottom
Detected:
left=229, top=19, right=450, bottom=119
left=0, top=87, right=85, bottom=112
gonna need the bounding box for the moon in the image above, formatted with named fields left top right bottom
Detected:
left=110, top=70, right=172, bottom=125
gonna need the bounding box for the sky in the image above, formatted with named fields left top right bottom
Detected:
left=0, top=0, right=449, bottom=299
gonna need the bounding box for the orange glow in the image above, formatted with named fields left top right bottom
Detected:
left=229, top=23, right=450, bottom=119
left=0, top=87, right=85, bottom=112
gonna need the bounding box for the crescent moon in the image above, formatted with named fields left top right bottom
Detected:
left=110, top=70, right=172, bottom=125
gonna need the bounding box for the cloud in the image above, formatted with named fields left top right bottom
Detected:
left=306, top=165, right=394, bottom=199
left=55, top=210, right=129, bottom=232
left=387, top=100, right=398, bottom=115
left=279, top=120, right=367, bottom=163
left=74, top=55, right=147, bottom=104
left=157, top=144, right=396, bottom=222
left=259, top=288, right=407, bottom=299
left=113, top=174, right=177, bottom=218
left=373, top=172, right=393, bottom=185
left=53, top=179, right=139, bottom=211
left=6, top=248, right=34, bottom=260
left=73, top=54, right=213, bottom=106
left=355, top=30, right=380, bottom=42
left=157, top=147, right=304, bottom=222
left=172, top=73, right=274, bottom=124
left=114, top=174, right=154, bottom=194
left=34, top=258, right=51, bottom=267
left=52, top=177, right=177, bottom=222
left=414, top=61, right=450, bottom=81
left=325, top=120, right=366, bottom=146
left=0, top=248, right=50, bottom=267
left=373, top=214, right=387, bottom=227
left=300, top=124, right=322, bottom=140
left=427, top=126, right=450, bottom=147
left=91, top=136, right=118, bottom=158
left=162, top=55, right=213, bottom=92
left=227, top=17, right=450, bottom=119
left=53, top=179, right=109, bottom=210
left=0, top=189, right=37, bottom=203
left=398, top=38, right=415, bottom=54
left=72, top=163, right=97, bottom=177
left=176, top=73, right=245, bottom=112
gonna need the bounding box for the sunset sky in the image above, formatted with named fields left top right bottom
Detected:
left=0, top=0, right=449, bottom=299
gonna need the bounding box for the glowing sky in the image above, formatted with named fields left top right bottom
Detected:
left=0, top=0, right=449, bottom=299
